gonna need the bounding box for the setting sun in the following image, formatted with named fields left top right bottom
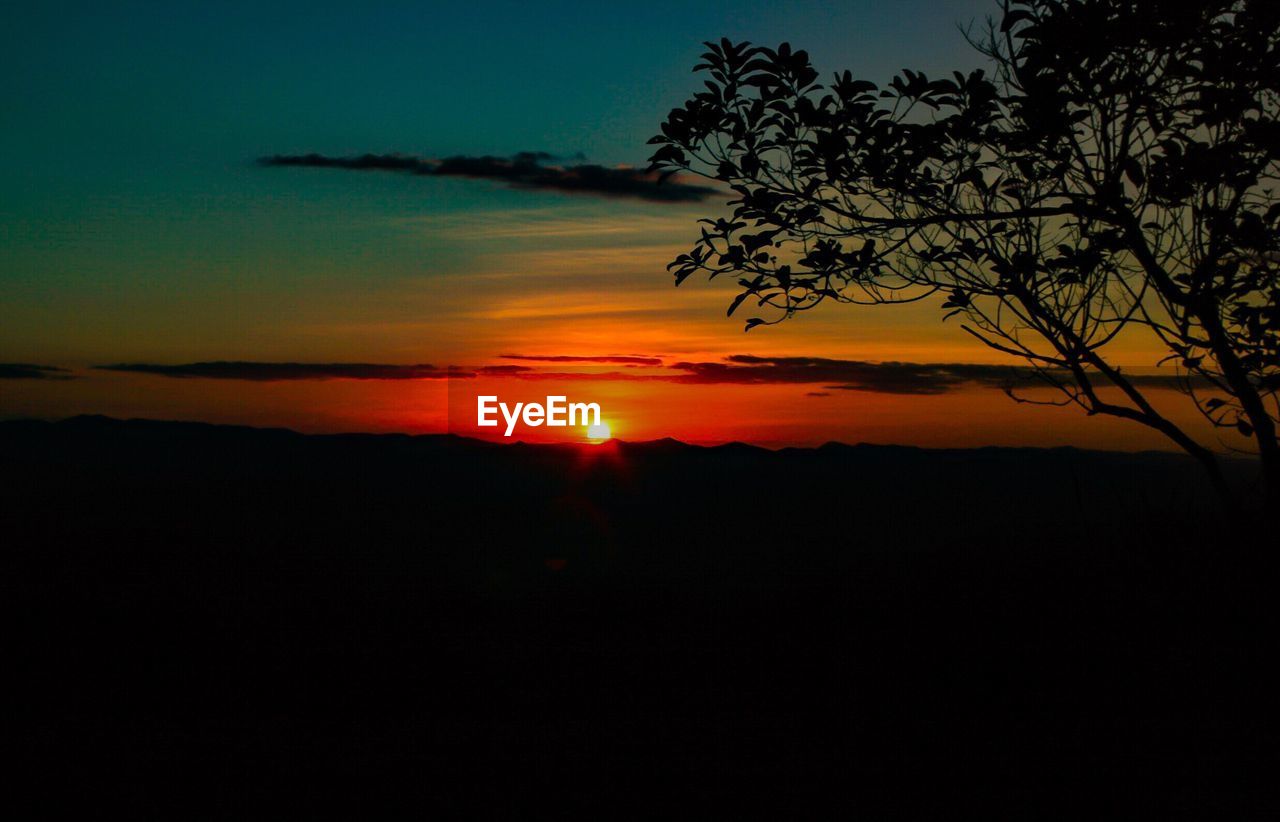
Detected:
left=587, top=422, right=612, bottom=441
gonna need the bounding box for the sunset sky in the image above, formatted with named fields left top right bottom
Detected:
left=0, top=0, right=1234, bottom=449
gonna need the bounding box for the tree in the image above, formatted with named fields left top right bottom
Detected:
left=648, top=0, right=1280, bottom=505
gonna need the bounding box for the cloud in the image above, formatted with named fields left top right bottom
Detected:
left=673, top=356, right=1199, bottom=393
left=0, top=363, right=73, bottom=380
left=96, top=356, right=1195, bottom=394
left=400, top=210, right=690, bottom=241
left=664, top=356, right=1034, bottom=394
left=489, top=370, right=652, bottom=381
left=495, top=355, right=1195, bottom=394
left=96, top=362, right=462, bottom=381
left=500, top=354, right=664, bottom=366
left=475, top=364, right=533, bottom=375
left=259, top=152, right=716, bottom=202
left=455, top=356, right=1029, bottom=393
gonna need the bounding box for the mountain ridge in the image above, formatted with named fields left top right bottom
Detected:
left=0, top=414, right=1242, bottom=463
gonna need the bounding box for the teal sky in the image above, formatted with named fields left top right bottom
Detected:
left=7, top=1, right=1218, bottom=451
left=1, top=0, right=991, bottom=364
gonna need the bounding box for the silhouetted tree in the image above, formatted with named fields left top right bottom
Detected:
left=649, top=0, right=1280, bottom=504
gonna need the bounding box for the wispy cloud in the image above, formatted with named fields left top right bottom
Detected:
left=260, top=152, right=716, bottom=202
left=96, top=356, right=1194, bottom=395
left=500, top=354, right=663, bottom=366
left=667, top=356, right=1031, bottom=394
left=489, top=354, right=1195, bottom=395
left=0, top=363, right=74, bottom=380
left=96, top=362, right=460, bottom=381
left=668, top=355, right=1194, bottom=394
left=398, top=210, right=692, bottom=241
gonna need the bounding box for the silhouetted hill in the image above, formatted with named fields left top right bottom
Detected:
left=2, top=417, right=1271, bottom=818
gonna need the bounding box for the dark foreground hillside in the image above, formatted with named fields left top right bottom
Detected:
left=2, top=416, right=1273, bottom=818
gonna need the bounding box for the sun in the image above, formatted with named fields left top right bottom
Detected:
left=587, top=422, right=612, bottom=441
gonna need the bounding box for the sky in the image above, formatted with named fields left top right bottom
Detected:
left=0, top=0, right=1236, bottom=449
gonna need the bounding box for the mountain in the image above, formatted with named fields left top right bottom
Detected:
left=2, top=416, right=1270, bottom=818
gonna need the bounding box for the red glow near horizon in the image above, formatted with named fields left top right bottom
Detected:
left=1, top=355, right=1243, bottom=455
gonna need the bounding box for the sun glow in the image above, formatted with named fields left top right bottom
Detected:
left=587, top=422, right=612, bottom=441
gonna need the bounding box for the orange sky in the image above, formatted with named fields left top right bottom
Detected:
left=0, top=360, right=1235, bottom=454
left=5, top=0, right=1241, bottom=455
left=2, top=193, right=1243, bottom=453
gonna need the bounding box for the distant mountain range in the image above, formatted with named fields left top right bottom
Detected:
left=3, top=414, right=1269, bottom=817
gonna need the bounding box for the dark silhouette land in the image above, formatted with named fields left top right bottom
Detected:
left=7, top=1, right=1277, bottom=817
left=3, top=416, right=1272, bottom=817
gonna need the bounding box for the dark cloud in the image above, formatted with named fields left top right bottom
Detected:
left=501, top=354, right=664, bottom=366
left=494, top=355, right=1194, bottom=395
left=664, top=356, right=1033, bottom=394
left=0, top=364, right=73, bottom=380
left=503, top=370, right=649, bottom=381
left=669, top=355, right=1193, bottom=394
left=1097, top=372, right=1200, bottom=389
left=259, top=152, right=716, bottom=202
left=486, top=356, right=1034, bottom=393
left=475, top=364, right=533, bottom=376
left=96, top=356, right=1195, bottom=394
left=96, top=362, right=462, bottom=381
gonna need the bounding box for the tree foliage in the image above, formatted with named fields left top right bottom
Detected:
left=649, top=0, right=1280, bottom=502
